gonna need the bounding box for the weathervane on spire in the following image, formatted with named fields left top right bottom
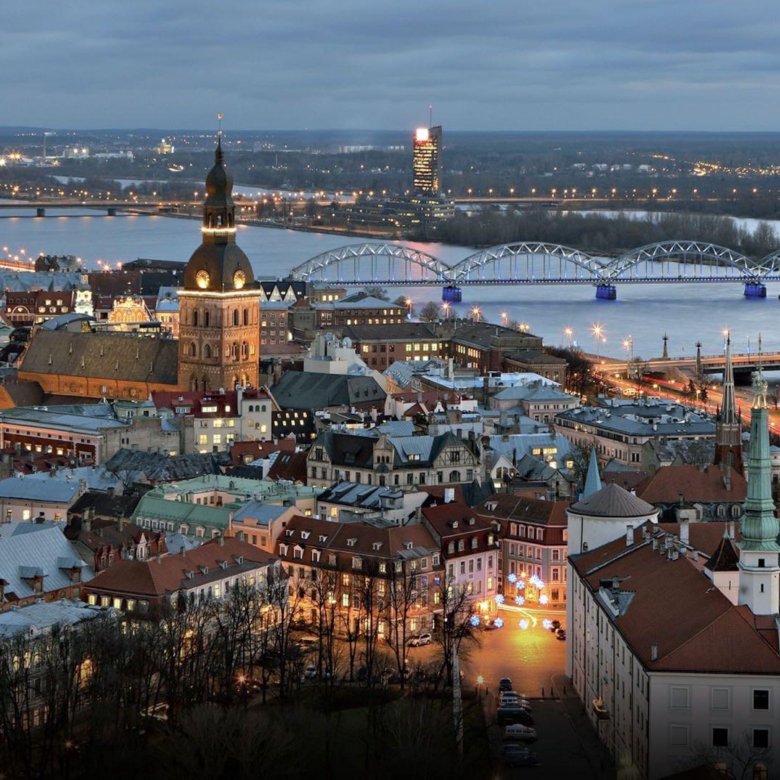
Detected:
left=217, top=112, right=224, bottom=141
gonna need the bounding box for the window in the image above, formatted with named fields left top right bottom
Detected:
left=754, top=729, right=770, bottom=749
left=669, top=725, right=689, bottom=747
left=711, top=688, right=730, bottom=710
left=712, top=727, right=729, bottom=748
left=754, top=690, right=770, bottom=710
left=341, top=593, right=350, bottom=608
left=670, top=687, right=689, bottom=709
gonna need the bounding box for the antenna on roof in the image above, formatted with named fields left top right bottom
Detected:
left=428, top=104, right=433, bottom=127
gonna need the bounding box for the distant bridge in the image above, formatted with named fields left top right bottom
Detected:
left=0, top=200, right=183, bottom=217
left=289, top=240, right=780, bottom=299
left=602, top=351, right=780, bottom=380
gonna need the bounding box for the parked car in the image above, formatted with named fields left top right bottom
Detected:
left=503, top=744, right=540, bottom=767
left=500, top=692, right=531, bottom=710
left=499, top=677, right=513, bottom=692
left=504, top=723, right=538, bottom=742
left=555, top=628, right=567, bottom=641
left=498, top=706, right=535, bottom=727
left=408, top=632, right=432, bottom=647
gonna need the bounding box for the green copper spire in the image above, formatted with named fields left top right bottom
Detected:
left=740, top=367, right=780, bottom=552
left=582, top=447, right=602, bottom=499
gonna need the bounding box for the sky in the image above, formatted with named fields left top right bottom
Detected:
left=3, top=0, right=780, bottom=132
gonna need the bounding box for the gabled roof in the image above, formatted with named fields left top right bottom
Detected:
left=637, top=464, right=746, bottom=504
left=571, top=523, right=780, bottom=674
left=474, top=494, right=568, bottom=527
left=271, top=371, right=385, bottom=410
left=85, top=538, right=275, bottom=599
left=20, top=331, right=178, bottom=385
left=0, top=522, right=93, bottom=602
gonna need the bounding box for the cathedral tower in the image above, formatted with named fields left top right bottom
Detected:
left=178, top=139, right=261, bottom=391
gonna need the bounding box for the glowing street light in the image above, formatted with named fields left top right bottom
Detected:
left=592, top=323, right=605, bottom=359
left=471, top=306, right=481, bottom=322
left=564, top=327, right=574, bottom=348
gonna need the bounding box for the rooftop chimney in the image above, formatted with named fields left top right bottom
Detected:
left=650, top=643, right=658, bottom=661
left=679, top=518, right=689, bottom=546
left=444, top=487, right=455, bottom=504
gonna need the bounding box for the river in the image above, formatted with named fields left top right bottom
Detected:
left=1, top=207, right=779, bottom=362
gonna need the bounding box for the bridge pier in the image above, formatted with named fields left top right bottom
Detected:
left=442, top=285, right=462, bottom=303
left=106, top=207, right=117, bottom=217
left=595, top=284, right=617, bottom=301
left=744, top=282, right=766, bottom=299
left=36, top=208, right=45, bottom=218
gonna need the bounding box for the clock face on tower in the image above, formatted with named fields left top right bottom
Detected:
left=195, top=270, right=210, bottom=289
left=233, top=270, right=246, bottom=290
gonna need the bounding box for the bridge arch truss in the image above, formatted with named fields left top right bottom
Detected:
left=603, top=241, right=762, bottom=283
left=450, top=242, right=607, bottom=285
left=289, top=242, right=452, bottom=285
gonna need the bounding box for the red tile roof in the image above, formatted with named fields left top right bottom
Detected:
left=85, top=538, right=275, bottom=599
left=571, top=523, right=780, bottom=674
left=637, top=464, right=746, bottom=504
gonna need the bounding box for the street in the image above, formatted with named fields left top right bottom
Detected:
left=462, top=606, right=567, bottom=697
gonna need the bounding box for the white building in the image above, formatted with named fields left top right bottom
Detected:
left=566, top=370, right=780, bottom=779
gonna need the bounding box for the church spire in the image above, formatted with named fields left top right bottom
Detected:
left=714, top=332, right=743, bottom=473
left=582, top=447, right=602, bottom=500
left=737, top=365, right=780, bottom=615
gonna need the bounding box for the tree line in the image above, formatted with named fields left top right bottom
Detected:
left=427, top=208, right=779, bottom=258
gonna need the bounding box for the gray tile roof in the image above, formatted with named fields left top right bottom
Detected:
left=569, top=483, right=656, bottom=518
left=0, top=522, right=93, bottom=603
left=271, top=371, right=385, bottom=410
left=0, top=477, right=81, bottom=503
left=0, top=599, right=108, bottom=639
left=20, top=331, right=179, bottom=385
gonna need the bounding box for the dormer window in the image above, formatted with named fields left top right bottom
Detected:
left=286, top=529, right=294, bottom=537
left=372, top=542, right=382, bottom=551
left=279, top=544, right=288, bottom=556
left=301, top=531, right=310, bottom=540
left=347, top=538, right=357, bottom=547
left=405, top=542, right=413, bottom=550
left=294, top=546, right=303, bottom=560
left=319, top=535, right=328, bottom=543
left=451, top=520, right=459, bottom=529
left=312, top=550, right=321, bottom=563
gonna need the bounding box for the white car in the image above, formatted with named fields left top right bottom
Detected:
left=408, top=632, right=433, bottom=647
left=504, top=724, right=537, bottom=742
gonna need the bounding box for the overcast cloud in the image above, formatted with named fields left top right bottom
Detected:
left=3, top=0, right=779, bottom=131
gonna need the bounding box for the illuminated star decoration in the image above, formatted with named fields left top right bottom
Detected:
left=507, top=573, right=517, bottom=584
left=493, top=617, right=504, bottom=629
left=469, top=615, right=481, bottom=627
left=515, top=595, right=525, bottom=606
left=494, top=594, right=504, bottom=605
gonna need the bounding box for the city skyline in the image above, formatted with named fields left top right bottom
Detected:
left=3, top=1, right=780, bottom=131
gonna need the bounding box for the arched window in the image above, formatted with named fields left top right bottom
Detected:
left=203, top=344, right=211, bottom=359
left=449, top=470, right=460, bottom=482
left=231, top=343, right=239, bottom=360
left=189, top=342, right=197, bottom=357
left=193, top=310, right=199, bottom=327
left=233, top=309, right=239, bottom=327
left=241, top=342, right=248, bottom=359
left=243, top=308, right=249, bottom=326
left=204, top=311, right=210, bottom=327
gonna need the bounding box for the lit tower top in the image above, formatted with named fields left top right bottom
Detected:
left=412, top=124, right=442, bottom=196
left=737, top=364, right=780, bottom=615
left=714, top=332, right=743, bottom=473
left=183, top=135, right=255, bottom=293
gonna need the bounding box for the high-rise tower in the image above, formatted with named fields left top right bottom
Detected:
left=714, top=333, right=743, bottom=473
left=412, top=125, right=442, bottom=196
left=177, top=139, right=261, bottom=391
left=737, top=366, right=780, bottom=615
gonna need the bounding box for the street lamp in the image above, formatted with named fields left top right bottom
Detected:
left=592, top=324, right=604, bottom=359
left=405, top=298, right=413, bottom=319
left=471, top=306, right=481, bottom=322
left=501, top=311, right=508, bottom=326
left=442, top=302, right=450, bottom=321
left=564, top=327, right=574, bottom=348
